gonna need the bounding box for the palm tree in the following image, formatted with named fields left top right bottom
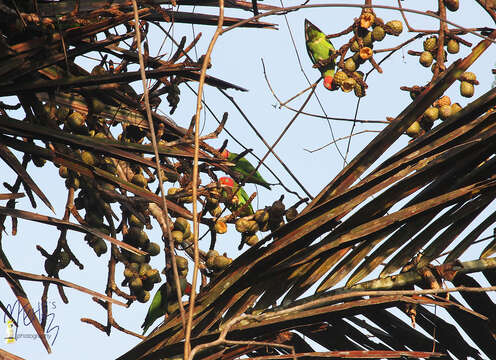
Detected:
left=0, top=1, right=495, bottom=359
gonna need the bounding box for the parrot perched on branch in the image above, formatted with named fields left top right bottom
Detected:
left=220, top=149, right=271, bottom=190
left=305, top=19, right=336, bottom=90
left=219, top=177, right=254, bottom=216
left=141, top=277, right=191, bottom=335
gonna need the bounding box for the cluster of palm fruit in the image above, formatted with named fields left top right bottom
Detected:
left=123, top=262, right=161, bottom=303
left=205, top=250, right=233, bottom=274
left=169, top=217, right=194, bottom=245
left=406, top=95, right=463, bottom=138
left=305, top=10, right=403, bottom=97
left=417, top=35, right=465, bottom=75
left=121, top=216, right=163, bottom=302
left=232, top=196, right=292, bottom=250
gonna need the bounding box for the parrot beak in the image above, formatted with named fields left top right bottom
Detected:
left=323, top=75, right=334, bottom=90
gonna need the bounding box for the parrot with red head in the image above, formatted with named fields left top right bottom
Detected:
left=219, top=177, right=254, bottom=216
left=305, top=19, right=336, bottom=91
left=220, top=150, right=271, bottom=190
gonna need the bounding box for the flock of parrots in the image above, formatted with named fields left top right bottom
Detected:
left=141, top=19, right=329, bottom=335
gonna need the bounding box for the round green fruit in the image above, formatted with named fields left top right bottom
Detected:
left=146, top=242, right=160, bottom=256
left=372, top=26, right=386, bottom=41
left=419, top=51, right=433, bottom=67
left=67, top=112, right=85, bottom=130
left=92, top=238, right=108, bottom=257
left=460, top=81, right=474, bottom=98
left=406, top=121, right=422, bottom=138
left=447, top=39, right=459, bottom=54
left=423, top=36, right=438, bottom=52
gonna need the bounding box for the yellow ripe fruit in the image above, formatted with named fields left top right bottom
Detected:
left=213, top=255, right=232, bottom=270
left=67, top=112, right=85, bottom=130
left=81, top=150, right=96, bottom=166
left=359, top=47, right=373, bottom=60
left=209, top=205, right=222, bottom=218
left=460, top=72, right=477, bottom=82
left=350, top=40, right=360, bottom=52
left=424, top=107, right=439, bottom=122
left=451, top=103, right=462, bottom=115
left=423, top=36, right=438, bottom=52
left=124, top=268, right=135, bottom=279
left=341, top=78, right=357, bottom=93
left=139, top=263, right=151, bottom=277
left=171, top=230, right=184, bottom=244
left=244, top=234, right=259, bottom=247
left=435, top=95, right=451, bottom=107
left=360, top=12, right=375, bottom=28
left=419, top=51, right=433, bottom=67
left=175, top=255, right=189, bottom=270
left=372, top=26, right=386, bottom=41
left=406, top=121, right=422, bottom=138
left=460, top=81, right=474, bottom=98
left=128, top=214, right=144, bottom=228
left=254, top=209, right=270, bottom=224
left=334, top=71, right=348, bottom=87
left=344, top=57, right=357, bottom=72
left=386, top=20, right=403, bottom=36
left=58, top=166, right=69, bottom=179
left=167, top=187, right=181, bottom=196
left=174, top=217, right=190, bottom=233
left=439, top=104, right=452, bottom=121
left=447, top=39, right=459, bottom=54
left=132, top=173, right=147, bottom=187
left=214, top=221, right=227, bottom=234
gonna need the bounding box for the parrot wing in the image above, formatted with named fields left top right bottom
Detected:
left=229, top=153, right=271, bottom=189
left=237, top=185, right=254, bottom=215
left=304, top=19, right=336, bottom=69
left=141, top=283, right=167, bottom=335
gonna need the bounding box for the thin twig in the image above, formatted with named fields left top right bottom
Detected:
left=305, top=130, right=381, bottom=153
left=185, top=0, right=224, bottom=358
left=130, top=0, right=186, bottom=329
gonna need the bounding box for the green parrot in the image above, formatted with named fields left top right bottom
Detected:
left=220, top=149, right=271, bottom=190
left=141, top=277, right=191, bottom=335
left=219, top=177, right=254, bottom=216
left=305, top=19, right=336, bottom=90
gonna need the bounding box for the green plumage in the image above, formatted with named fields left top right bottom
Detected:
left=141, top=278, right=188, bottom=335
left=226, top=151, right=271, bottom=190
left=305, top=19, right=336, bottom=84
left=220, top=177, right=254, bottom=216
